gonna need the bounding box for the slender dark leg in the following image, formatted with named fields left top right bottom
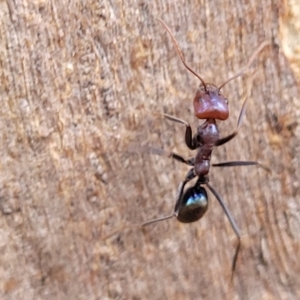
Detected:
left=174, top=168, right=196, bottom=213
left=133, top=147, right=196, bottom=166
left=142, top=212, right=176, bottom=227
left=162, top=113, right=197, bottom=150
left=231, top=240, right=241, bottom=281
left=142, top=168, right=196, bottom=227
left=212, top=161, right=271, bottom=173
left=205, top=182, right=240, bottom=238
left=214, top=132, right=238, bottom=147
left=170, top=152, right=195, bottom=166
left=215, top=97, right=248, bottom=147
left=205, top=181, right=241, bottom=274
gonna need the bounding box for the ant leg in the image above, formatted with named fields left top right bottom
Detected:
left=215, top=97, right=248, bottom=147
left=174, top=168, right=196, bottom=213
left=205, top=182, right=240, bottom=240
left=129, top=146, right=195, bottom=166
left=212, top=161, right=271, bottom=173
left=205, top=181, right=241, bottom=274
left=163, top=113, right=197, bottom=149
left=170, top=152, right=194, bottom=166
left=141, top=213, right=175, bottom=227
left=142, top=168, right=196, bottom=227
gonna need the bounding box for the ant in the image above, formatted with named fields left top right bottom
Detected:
left=142, top=18, right=270, bottom=274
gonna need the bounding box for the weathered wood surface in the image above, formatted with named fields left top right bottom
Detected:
left=0, top=0, right=299, bottom=299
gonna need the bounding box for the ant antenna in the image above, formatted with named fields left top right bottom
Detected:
left=218, top=41, right=270, bottom=90
left=156, top=18, right=207, bottom=89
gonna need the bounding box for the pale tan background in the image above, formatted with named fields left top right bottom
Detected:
left=0, top=0, right=300, bottom=299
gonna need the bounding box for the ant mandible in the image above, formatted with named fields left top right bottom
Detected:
left=142, top=18, right=270, bottom=273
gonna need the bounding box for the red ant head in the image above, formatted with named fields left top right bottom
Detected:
left=156, top=18, right=268, bottom=121
left=193, top=84, right=229, bottom=120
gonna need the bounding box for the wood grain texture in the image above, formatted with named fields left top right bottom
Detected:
left=0, top=0, right=299, bottom=299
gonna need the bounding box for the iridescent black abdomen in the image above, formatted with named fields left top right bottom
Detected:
left=177, top=185, right=208, bottom=223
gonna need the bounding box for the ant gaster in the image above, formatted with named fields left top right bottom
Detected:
left=142, top=18, right=270, bottom=273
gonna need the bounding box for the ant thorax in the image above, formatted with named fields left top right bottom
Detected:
left=194, top=119, right=220, bottom=176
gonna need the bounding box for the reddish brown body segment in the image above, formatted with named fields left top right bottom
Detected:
left=194, top=119, right=220, bottom=176
left=193, top=84, right=229, bottom=120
